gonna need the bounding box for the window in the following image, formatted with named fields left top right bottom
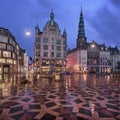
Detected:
left=51, top=45, right=54, bottom=50
left=12, top=53, right=17, bottom=59
left=63, top=46, right=66, bottom=51
left=6, top=59, right=13, bottom=64
left=36, top=44, right=40, bottom=49
left=51, top=39, right=54, bottom=43
left=56, top=40, right=61, bottom=44
left=0, top=43, right=6, bottom=49
left=3, top=51, right=11, bottom=58
left=43, top=38, right=48, bottom=43
left=57, top=46, right=61, bottom=51
left=9, top=38, right=15, bottom=47
left=7, top=45, right=13, bottom=51
left=14, top=60, right=17, bottom=65
left=0, top=66, right=2, bottom=74
left=43, top=45, right=48, bottom=50
left=9, top=38, right=13, bottom=44
left=43, top=52, right=48, bottom=57
left=12, top=41, right=15, bottom=47
left=63, top=40, right=66, bottom=45
left=16, top=45, right=19, bottom=50
left=0, top=36, right=8, bottom=43
left=36, top=38, right=40, bottom=42
left=36, top=51, right=40, bottom=57
left=0, top=50, right=1, bottom=57
left=51, top=52, right=54, bottom=57
left=0, top=58, right=5, bottom=63
left=64, top=53, right=66, bottom=58
left=56, top=53, right=61, bottom=57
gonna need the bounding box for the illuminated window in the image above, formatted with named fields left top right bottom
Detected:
left=93, top=60, right=97, bottom=64
left=0, top=75, right=2, bottom=80
left=0, top=58, right=5, bottom=63
left=0, top=66, right=2, bottom=73
left=14, top=60, right=17, bottom=64
left=0, top=43, right=6, bottom=49
left=6, top=59, right=13, bottom=64
left=12, top=53, right=16, bottom=59
left=16, top=45, right=19, bottom=50
left=0, top=50, right=1, bottom=57
left=3, top=51, right=11, bottom=57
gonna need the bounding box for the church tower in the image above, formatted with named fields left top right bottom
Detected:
left=76, top=7, right=87, bottom=49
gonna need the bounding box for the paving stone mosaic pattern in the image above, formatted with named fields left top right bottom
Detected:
left=0, top=74, right=120, bottom=120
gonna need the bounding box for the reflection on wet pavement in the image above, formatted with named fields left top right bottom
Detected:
left=0, top=74, right=120, bottom=120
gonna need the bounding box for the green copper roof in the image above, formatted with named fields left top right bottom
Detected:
left=77, top=9, right=86, bottom=38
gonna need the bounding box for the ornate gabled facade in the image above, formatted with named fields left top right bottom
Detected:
left=87, top=40, right=100, bottom=73
left=34, top=10, right=67, bottom=75
left=99, top=44, right=111, bottom=73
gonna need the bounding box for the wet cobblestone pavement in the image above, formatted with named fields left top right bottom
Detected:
left=0, top=74, right=120, bottom=120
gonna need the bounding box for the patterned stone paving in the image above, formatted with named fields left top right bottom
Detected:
left=0, top=74, right=120, bottom=120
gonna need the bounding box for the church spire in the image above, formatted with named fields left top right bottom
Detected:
left=76, top=7, right=87, bottom=49
left=77, top=7, right=85, bottom=39
left=63, top=28, right=67, bottom=38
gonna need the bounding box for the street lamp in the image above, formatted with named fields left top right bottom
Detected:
left=91, top=44, right=95, bottom=48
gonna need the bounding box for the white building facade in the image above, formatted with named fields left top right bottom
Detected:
left=34, top=10, right=67, bottom=74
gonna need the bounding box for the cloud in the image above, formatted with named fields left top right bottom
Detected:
left=110, top=0, right=120, bottom=9
left=87, top=5, right=120, bottom=47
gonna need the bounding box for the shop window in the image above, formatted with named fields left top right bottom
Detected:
left=3, top=51, right=11, bottom=58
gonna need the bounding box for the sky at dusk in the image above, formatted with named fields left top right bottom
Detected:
left=0, top=0, right=120, bottom=58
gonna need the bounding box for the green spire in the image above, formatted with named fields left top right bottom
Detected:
left=63, top=28, right=67, bottom=38
left=35, top=23, right=40, bottom=33
left=50, top=9, right=54, bottom=20
left=77, top=7, right=86, bottom=39
left=50, top=9, right=55, bottom=26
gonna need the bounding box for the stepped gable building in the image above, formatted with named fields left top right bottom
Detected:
left=34, top=10, right=67, bottom=75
